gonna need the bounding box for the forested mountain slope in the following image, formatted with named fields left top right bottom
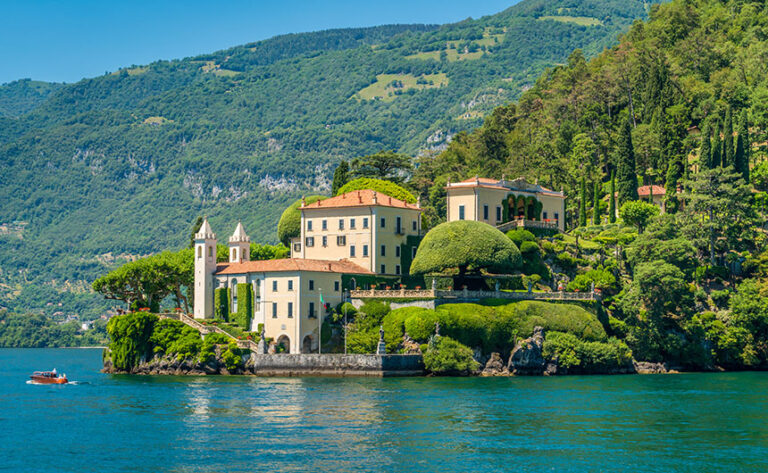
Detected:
left=0, top=0, right=655, bottom=317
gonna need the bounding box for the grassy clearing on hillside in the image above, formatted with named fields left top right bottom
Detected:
left=353, top=73, right=448, bottom=102
left=538, top=16, right=604, bottom=26
left=199, top=61, right=240, bottom=77
left=560, top=233, right=603, bottom=250
left=406, top=29, right=503, bottom=62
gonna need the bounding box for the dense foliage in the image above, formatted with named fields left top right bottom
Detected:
left=0, top=310, right=107, bottom=347
left=277, top=195, right=327, bottom=246
left=336, top=178, right=416, bottom=202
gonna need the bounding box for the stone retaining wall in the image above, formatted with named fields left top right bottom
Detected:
left=245, top=353, right=424, bottom=377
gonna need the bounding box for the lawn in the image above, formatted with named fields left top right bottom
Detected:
left=353, top=73, right=449, bottom=102
left=538, top=16, right=604, bottom=27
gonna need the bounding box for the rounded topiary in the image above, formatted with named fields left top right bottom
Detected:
left=519, top=240, right=540, bottom=255
left=336, top=178, right=416, bottom=203
left=411, top=221, right=522, bottom=276
left=507, top=229, right=536, bottom=248
left=277, top=195, right=327, bottom=246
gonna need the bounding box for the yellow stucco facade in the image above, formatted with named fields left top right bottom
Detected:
left=446, top=177, right=566, bottom=231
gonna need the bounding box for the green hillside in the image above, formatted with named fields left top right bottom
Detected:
left=0, top=0, right=656, bottom=318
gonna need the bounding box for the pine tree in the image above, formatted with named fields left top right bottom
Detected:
left=699, top=122, right=711, bottom=171
left=735, top=110, right=750, bottom=182
left=609, top=171, right=617, bottom=224
left=331, top=160, right=349, bottom=196
left=723, top=106, right=734, bottom=168
left=616, top=116, right=639, bottom=205
left=711, top=120, right=721, bottom=168
left=579, top=177, right=587, bottom=227
left=593, top=180, right=600, bottom=225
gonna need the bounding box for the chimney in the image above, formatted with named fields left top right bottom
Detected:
left=372, top=191, right=378, bottom=205
left=417, top=196, right=421, bottom=208
left=388, top=196, right=392, bottom=205
left=358, top=191, right=362, bottom=203
left=300, top=196, right=306, bottom=208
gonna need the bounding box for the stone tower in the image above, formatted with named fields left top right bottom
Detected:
left=228, top=222, right=250, bottom=263
left=193, top=219, right=217, bottom=319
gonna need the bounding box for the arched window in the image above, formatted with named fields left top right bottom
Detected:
left=232, top=248, right=237, bottom=260
left=208, top=246, right=213, bottom=258
left=197, top=246, right=202, bottom=259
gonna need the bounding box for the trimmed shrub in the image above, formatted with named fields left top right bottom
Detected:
left=507, top=229, right=536, bottom=248
left=423, top=337, right=480, bottom=374
left=337, top=178, right=416, bottom=202
left=519, top=240, right=540, bottom=255
left=106, top=312, right=158, bottom=371
left=214, top=288, right=230, bottom=321
left=358, top=301, right=390, bottom=320
left=233, top=283, right=252, bottom=330
left=567, top=269, right=617, bottom=292
left=412, top=221, right=522, bottom=275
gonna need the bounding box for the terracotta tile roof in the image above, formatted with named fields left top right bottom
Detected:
left=448, top=177, right=565, bottom=198
left=637, top=185, right=666, bottom=197
left=214, top=258, right=373, bottom=275
left=301, top=189, right=420, bottom=210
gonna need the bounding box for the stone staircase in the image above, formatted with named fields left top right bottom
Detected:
left=159, top=312, right=258, bottom=351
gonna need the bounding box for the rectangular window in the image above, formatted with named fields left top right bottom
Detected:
left=554, top=212, right=559, bottom=221
left=322, top=220, right=327, bottom=231
left=459, top=205, right=465, bottom=220
left=307, top=220, right=313, bottom=231
left=380, top=264, right=386, bottom=274
left=305, top=236, right=314, bottom=247
left=272, top=303, right=277, bottom=318
left=380, top=217, right=386, bottom=228
left=363, top=217, right=369, bottom=229
left=350, top=218, right=356, bottom=229
left=309, top=302, right=316, bottom=319
left=496, top=206, right=502, bottom=222
left=363, top=245, right=369, bottom=257
left=483, top=205, right=489, bottom=220
left=396, top=216, right=402, bottom=234
left=337, top=235, right=346, bottom=246
left=293, top=243, right=301, bottom=253
left=396, top=246, right=401, bottom=258
left=412, top=220, right=417, bottom=231
left=334, top=281, right=340, bottom=292
left=395, top=265, right=401, bottom=275
left=309, top=280, right=314, bottom=291
left=288, top=280, right=293, bottom=291
left=272, top=280, right=277, bottom=292
left=412, top=247, right=417, bottom=258
left=543, top=212, right=548, bottom=220
left=322, top=236, right=328, bottom=247
left=288, top=302, right=293, bottom=318
left=381, top=245, right=386, bottom=257
left=339, top=219, right=344, bottom=230
left=350, top=245, right=356, bottom=257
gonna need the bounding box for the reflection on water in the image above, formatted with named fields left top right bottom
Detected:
left=3, top=349, right=768, bottom=473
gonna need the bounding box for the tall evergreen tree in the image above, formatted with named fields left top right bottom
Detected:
left=735, top=110, right=750, bottom=182
left=579, top=177, right=587, bottom=227
left=665, top=155, right=682, bottom=214
left=711, top=120, right=722, bottom=168
left=723, top=106, right=734, bottom=168
left=616, top=117, right=639, bottom=205
left=189, top=216, right=204, bottom=249
left=593, top=180, right=600, bottom=225
left=699, top=122, right=711, bottom=171
left=609, top=171, right=617, bottom=224
left=331, top=160, right=350, bottom=196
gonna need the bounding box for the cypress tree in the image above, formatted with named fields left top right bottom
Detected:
left=609, top=171, right=617, bottom=224
left=699, top=122, right=711, bottom=171
left=616, top=116, right=639, bottom=205
left=331, top=160, right=349, bottom=196
left=593, top=180, right=600, bottom=225
left=665, top=155, right=682, bottom=214
left=723, top=107, right=734, bottom=168
left=189, top=216, right=203, bottom=249
left=711, top=120, right=721, bottom=168
left=579, top=177, right=587, bottom=227
left=736, top=110, right=750, bottom=182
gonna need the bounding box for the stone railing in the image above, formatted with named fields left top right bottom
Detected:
left=350, top=289, right=596, bottom=302
left=496, top=218, right=558, bottom=233
left=173, top=313, right=258, bottom=351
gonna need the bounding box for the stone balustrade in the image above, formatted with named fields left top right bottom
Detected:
left=349, top=289, right=596, bottom=302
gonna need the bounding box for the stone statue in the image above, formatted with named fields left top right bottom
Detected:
left=435, top=321, right=441, bottom=337
left=256, top=326, right=268, bottom=354
left=431, top=278, right=437, bottom=290
left=495, top=281, right=500, bottom=292
left=376, top=325, right=386, bottom=355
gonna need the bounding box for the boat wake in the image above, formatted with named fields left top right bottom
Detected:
left=26, top=380, right=87, bottom=385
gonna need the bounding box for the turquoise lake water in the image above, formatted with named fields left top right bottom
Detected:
left=2, top=348, right=768, bottom=472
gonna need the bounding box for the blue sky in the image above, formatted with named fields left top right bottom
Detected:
left=1, top=0, right=521, bottom=84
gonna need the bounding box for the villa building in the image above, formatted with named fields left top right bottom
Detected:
left=194, top=189, right=423, bottom=354
left=445, top=177, right=566, bottom=231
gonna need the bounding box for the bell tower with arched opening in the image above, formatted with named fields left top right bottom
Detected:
left=194, top=219, right=217, bottom=319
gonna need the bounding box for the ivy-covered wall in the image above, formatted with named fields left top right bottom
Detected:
left=214, top=288, right=230, bottom=321
left=233, top=283, right=252, bottom=330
